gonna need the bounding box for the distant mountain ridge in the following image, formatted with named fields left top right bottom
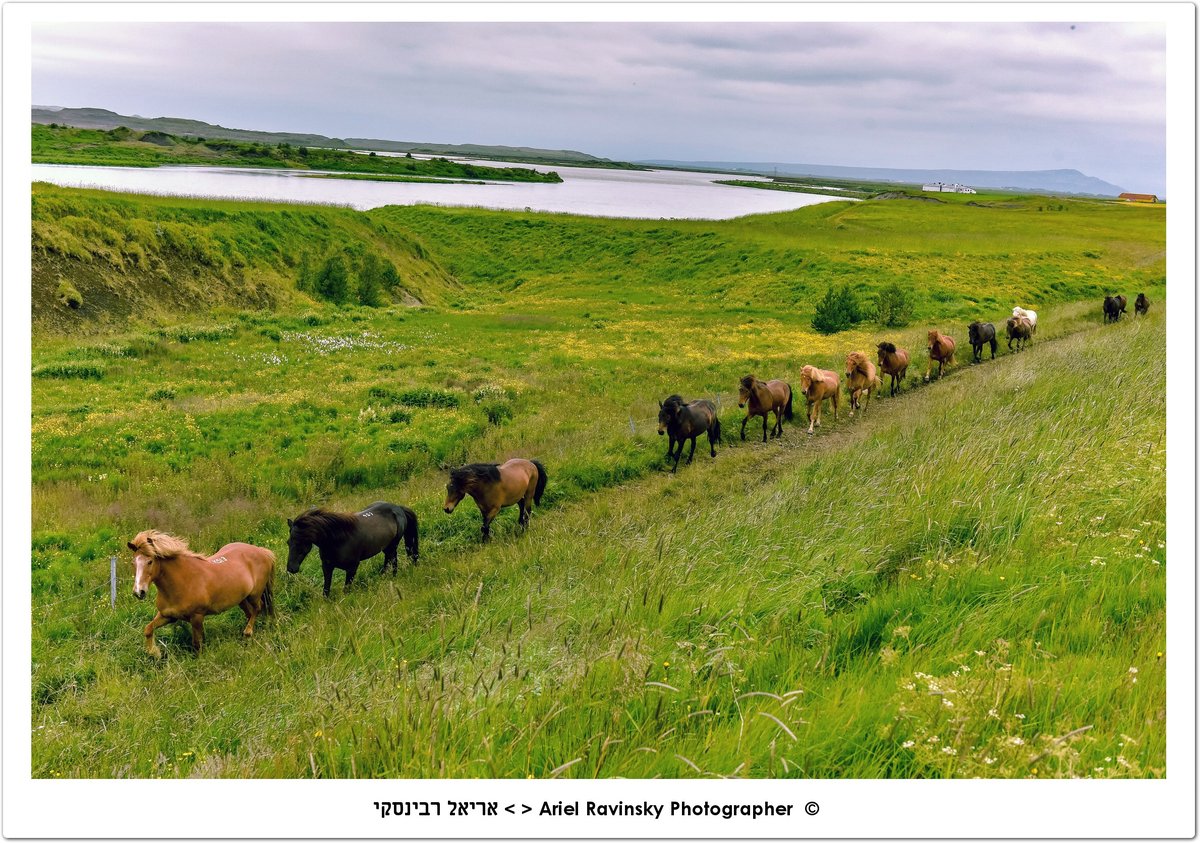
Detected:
left=637, top=159, right=1126, bottom=197
left=31, top=106, right=616, bottom=166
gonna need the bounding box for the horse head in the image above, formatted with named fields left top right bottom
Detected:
left=127, top=529, right=187, bottom=599
left=657, top=395, right=684, bottom=434
left=737, top=376, right=756, bottom=408
left=284, top=516, right=314, bottom=574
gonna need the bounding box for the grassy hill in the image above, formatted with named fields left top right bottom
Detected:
left=29, top=186, right=1165, bottom=778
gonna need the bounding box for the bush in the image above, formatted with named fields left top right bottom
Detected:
left=314, top=254, right=351, bottom=304
left=33, top=362, right=104, bottom=380
left=873, top=283, right=914, bottom=327
left=811, top=284, right=863, bottom=334
left=56, top=280, right=82, bottom=310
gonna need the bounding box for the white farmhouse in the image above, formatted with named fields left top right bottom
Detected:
left=922, top=182, right=977, bottom=194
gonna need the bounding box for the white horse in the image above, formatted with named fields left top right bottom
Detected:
left=1012, top=306, right=1038, bottom=333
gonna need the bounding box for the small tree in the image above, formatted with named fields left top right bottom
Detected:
left=811, top=284, right=863, bottom=334
left=314, top=254, right=351, bottom=304
left=357, top=253, right=387, bottom=307
left=873, top=283, right=914, bottom=327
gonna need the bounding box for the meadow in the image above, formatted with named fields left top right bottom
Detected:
left=30, top=186, right=1166, bottom=777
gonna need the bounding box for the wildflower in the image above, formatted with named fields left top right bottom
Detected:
left=984, top=757, right=997, bottom=765
left=1015, top=713, right=1025, bottom=720
left=974, top=650, right=986, bottom=657
left=313, top=729, right=323, bottom=738
left=987, top=708, right=1000, bottom=719
left=941, top=746, right=956, bottom=755
left=663, top=661, right=670, bottom=667
left=942, top=699, right=954, bottom=708
left=902, top=740, right=915, bottom=748
left=1009, top=736, right=1025, bottom=746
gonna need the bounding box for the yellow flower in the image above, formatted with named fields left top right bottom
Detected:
left=313, top=729, right=323, bottom=738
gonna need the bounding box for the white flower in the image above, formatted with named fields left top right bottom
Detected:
left=984, top=757, right=997, bottom=765
left=942, top=698, right=954, bottom=708
left=902, top=740, right=915, bottom=748
left=1009, top=737, right=1025, bottom=746
left=941, top=746, right=957, bottom=755
left=1015, top=713, right=1025, bottom=720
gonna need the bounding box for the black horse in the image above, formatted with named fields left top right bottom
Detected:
left=967, top=321, right=998, bottom=362
left=1103, top=294, right=1127, bottom=323
left=286, top=501, right=418, bottom=596
left=657, top=395, right=721, bottom=473
left=1135, top=293, right=1150, bottom=316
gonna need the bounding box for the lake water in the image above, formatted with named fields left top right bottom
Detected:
left=30, top=159, right=851, bottom=220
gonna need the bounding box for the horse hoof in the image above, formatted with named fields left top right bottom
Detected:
left=148, top=647, right=163, bottom=660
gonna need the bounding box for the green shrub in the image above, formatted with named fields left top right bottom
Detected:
left=314, top=254, right=351, bottom=304
left=56, top=280, right=82, bottom=310
left=873, top=283, right=914, bottom=327
left=33, top=362, right=104, bottom=380
left=811, top=284, right=863, bottom=334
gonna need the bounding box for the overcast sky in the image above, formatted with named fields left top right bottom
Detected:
left=33, top=21, right=1165, bottom=193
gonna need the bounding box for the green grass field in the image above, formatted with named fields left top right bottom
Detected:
left=30, top=186, right=1165, bottom=778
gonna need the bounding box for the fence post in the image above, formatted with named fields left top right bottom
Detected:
left=110, top=556, right=117, bottom=608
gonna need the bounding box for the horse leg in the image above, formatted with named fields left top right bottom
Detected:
left=481, top=507, right=499, bottom=541
left=321, top=562, right=334, bottom=597
left=518, top=500, right=529, bottom=530
left=708, top=426, right=718, bottom=457
left=740, top=415, right=748, bottom=441
left=189, top=614, right=206, bottom=652
left=761, top=414, right=768, bottom=443
left=240, top=595, right=261, bottom=637
left=807, top=401, right=816, bottom=434
left=344, top=562, right=359, bottom=593
left=143, top=612, right=172, bottom=659
left=687, top=435, right=697, bottom=464
left=383, top=537, right=400, bottom=576
left=990, top=339, right=997, bottom=359
left=774, top=408, right=783, bottom=437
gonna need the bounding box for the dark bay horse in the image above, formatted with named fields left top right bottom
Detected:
left=1006, top=315, right=1033, bottom=351
left=658, top=395, right=721, bottom=471
left=1104, top=295, right=1127, bottom=322
left=967, top=322, right=997, bottom=362
left=925, top=330, right=956, bottom=381
left=129, top=530, right=274, bottom=658
left=287, top=501, right=418, bottom=596
left=445, top=459, right=547, bottom=541
left=737, top=376, right=792, bottom=442
left=876, top=342, right=910, bottom=397
left=1135, top=293, right=1150, bottom=316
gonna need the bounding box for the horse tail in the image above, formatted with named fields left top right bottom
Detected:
left=712, top=416, right=722, bottom=443
left=784, top=385, right=794, bottom=421
left=262, top=559, right=275, bottom=616
left=401, top=505, right=419, bottom=564
left=532, top=460, right=549, bottom=506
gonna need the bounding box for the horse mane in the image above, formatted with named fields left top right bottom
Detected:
left=739, top=375, right=759, bottom=389
left=846, top=352, right=870, bottom=375
left=291, top=508, right=359, bottom=542
left=131, top=529, right=200, bottom=562
left=877, top=341, right=896, bottom=354
left=662, top=394, right=684, bottom=407
left=450, top=463, right=502, bottom=490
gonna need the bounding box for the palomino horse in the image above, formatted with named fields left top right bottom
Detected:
left=1012, top=306, right=1038, bottom=333
left=1135, top=293, right=1150, bottom=316
left=1104, top=295, right=1127, bottom=323
left=876, top=342, right=910, bottom=397
left=1006, top=315, right=1033, bottom=351
left=445, top=458, right=547, bottom=541
left=967, top=322, right=997, bottom=362
left=925, top=330, right=957, bottom=381
left=844, top=352, right=882, bottom=416
left=287, top=501, right=418, bottom=597
left=799, top=365, right=840, bottom=434
left=128, top=530, right=274, bottom=658
left=737, top=375, right=793, bottom=442
left=658, top=395, right=721, bottom=472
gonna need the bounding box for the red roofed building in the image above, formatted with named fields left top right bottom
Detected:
left=1118, top=193, right=1159, bottom=203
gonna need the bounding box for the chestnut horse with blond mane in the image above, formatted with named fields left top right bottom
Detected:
left=737, top=375, right=793, bottom=442
left=444, top=458, right=547, bottom=542
left=844, top=352, right=882, bottom=416
left=128, top=530, right=274, bottom=658
left=799, top=365, right=840, bottom=434
left=876, top=342, right=910, bottom=397
left=925, top=330, right=957, bottom=381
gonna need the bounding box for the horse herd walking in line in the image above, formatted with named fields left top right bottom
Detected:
left=123, top=295, right=1149, bottom=658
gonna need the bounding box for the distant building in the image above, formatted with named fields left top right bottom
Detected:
left=1118, top=192, right=1159, bottom=203
left=922, top=182, right=977, bottom=194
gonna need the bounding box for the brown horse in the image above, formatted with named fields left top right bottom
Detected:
left=1006, top=315, right=1033, bottom=351
left=658, top=395, right=722, bottom=472
left=737, top=375, right=793, bottom=442
left=876, top=342, right=910, bottom=397
left=925, top=330, right=957, bottom=381
left=799, top=365, right=840, bottom=434
left=1135, top=293, right=1150, bottom=316
left=128, top=530, right=275, bottom=659
left=844, top=352, right=882, bottom=416
left=444, top=458, right=547, bottom=541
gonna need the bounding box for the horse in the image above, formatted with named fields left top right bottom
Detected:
left=799, top=365, right=840, bottom=434
left=1104, top=294, right=1127, bottom=322
left=286, top=501, right=418, bottom=596
left=925, top=330, right=957, bottom=380
left=658, top=395, right=721, bottom=471
left=844, top=352, right=882, bottom=416
left=1006, top=315, right=1033, bottom=350
left=967, top=322, right=998, bottom=362
left=445, top=458, right=547, bottom=541
left=876, top=342, right=911, bottom=397
left=128, top=530, right=274, bottom=659
left=1135, top=293, right=1150, bottom=316
left=1012, top=306, right=1038, bottom=333
left=737, top=376, right=793, bottom=442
